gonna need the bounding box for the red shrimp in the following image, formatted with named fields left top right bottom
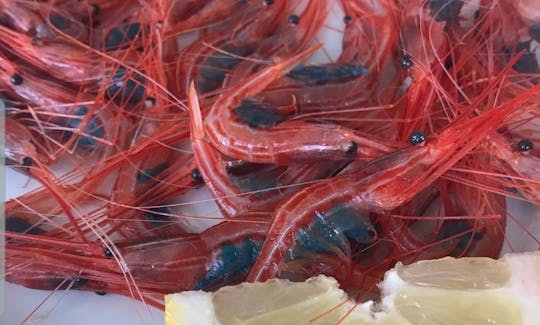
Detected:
left=223, top=0, right=329, bottom=86
left=5, top=117, right=40, bottom=166
left=247, top=79, right=540, bottom=281
left=381, top=180, right=507, bottom=264
left=176, top=0, right=286, bottom=98
left=0, top=53, right=83, bottom=109
left=487, top=132, right=540, bottom=203
left=394, top=0, right=449, bottom=140
left=204, top=46, right=393, bottom=164
left=0, top=0, right=91, bottom=41
left=253, top=0, right=400, bottom=118
left=0, top=0, right=56, bottom=38
left=5, top=218, right=269, bottom=304
left=0, top=25, right=102, bottom=84
left=189, top=82, right=346, bottom=218
left=165, top=0, right=266, bottom=37
left=4, top=119, right=192, bottom=241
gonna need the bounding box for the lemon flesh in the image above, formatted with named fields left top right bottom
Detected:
left=166, top=251, right=540, bottom=325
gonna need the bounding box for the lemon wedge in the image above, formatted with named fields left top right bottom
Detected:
left=165, top=251, right=540, bottom=325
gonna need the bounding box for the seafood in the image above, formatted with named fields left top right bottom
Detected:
left=247, top=79, right=540, bottom=281
left=3, top=1, right=540, bottom=323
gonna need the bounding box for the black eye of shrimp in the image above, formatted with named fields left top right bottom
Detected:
left=264, top=0, right=274, bottom=5
left=72, top=277, right=88, bottom=289
left=191, top=168, right=204, bottom=184
left=343, top=15, right=352, bottom=24
left=400, top=55, right=414, bottom=69
left=345, top=141, right=358, bottom=156
left=10, top=73, right=23, bottom=85
left=517, top=139, right=534, bottom=152
left=21, top=157, right=32, bottom=167
left=409, top=131, right=426, bottom=145
left=104, top=247, right=113, bottom=258
left=288, top=15, right=300, bottom=25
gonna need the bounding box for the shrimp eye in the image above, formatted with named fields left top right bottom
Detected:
left=409, top=130, right=426, bottom=145
left=95, top=291, right=107, bottom=296
left=191, top=168, right=204, bottom=184
left=10, top=73, right=23, bottom=85
left=517, top=139, right=534, bottom=152
left=264, top=0, right=274, bottom=5
left=288, top=15, right=300, bottom=25
left=529, top=24, right=540, bottom=42
left=343, top=15, right=352, bottom=24
left=400, top=55, right=414, bottom=69
left=144, top=96, right=156, bottom=108
left=345, top=141, right=358, bottom=156
left=22, top=157, right=32, bottom=166
left=73, top=277, right=88, bottom=288
left=104, top=247, right=114, bottom=258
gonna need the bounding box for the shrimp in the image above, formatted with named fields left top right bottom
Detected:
left=5, top=117, right=40, bottom=166
left=165, top=0, right=266, bottom=37
left=0, top=0, right=56, bottom=38
left=247, top=79, right=540, bottom=281
left=5, top=218, right=269, bottom=303
left=257, top=0, right=400, bottom=116
left=189, top=82, right=346, bottom=218
left=177, top=0, right=286, bottom=97
left=0, top=25, right=102, bottom=84
left=487, top=132, right=540, bottom=203
left=393, top=0, right=449, bottom=140
left=204, top=46, right=392, bottom=164
left=0, top=0, right=91, bottom=41
left=223, top=0, right=329, bottom=85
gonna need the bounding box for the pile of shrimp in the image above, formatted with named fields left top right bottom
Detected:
left=3, top=0, right=540, bottom=319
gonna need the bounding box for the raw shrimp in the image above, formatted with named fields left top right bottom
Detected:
left=0, top=25, right=102, bottom=84
left=165, top=0, right=267, bottom=37
left=256, top=0, right=400, bottom=117
left=487, top=132, right=540, bottom=203
left=5, top=219, right=269, bottom=304
left=223, top=0, right=329, bottom=85
left=393, top=0, right=449, bottom=140
left=189, top=82, right=346, bottom=218
left=177, top=0, right=286, bottom=97
left=5, top=117, right=40, bottom=166
left=247, top=80, right=540, bottom=281
left=204, top=46, right=392, bottom=164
